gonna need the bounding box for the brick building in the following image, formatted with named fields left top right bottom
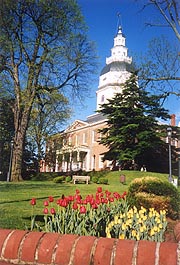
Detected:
left=41, top=26, right=134, bottom=172
left=42, top=26, right=180, bottom=173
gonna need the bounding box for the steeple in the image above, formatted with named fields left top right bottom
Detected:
left=116, top=12, right=122, bottom=34
left=96, top=19, right=133, bottom=110
left=106, top=25, right=132, bottom=65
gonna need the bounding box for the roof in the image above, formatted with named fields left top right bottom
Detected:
left=86, top=113, right=107, bottom=123
left=100, top=61, right=134, bottom=76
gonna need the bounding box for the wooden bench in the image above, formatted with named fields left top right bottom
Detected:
left=73, top=175, right=90, bottom=184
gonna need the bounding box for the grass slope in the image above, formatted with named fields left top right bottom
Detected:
left=0, top=170, right=177, bottom=230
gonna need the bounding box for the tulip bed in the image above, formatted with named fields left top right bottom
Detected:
left=30, top=187, right=167, bottom=241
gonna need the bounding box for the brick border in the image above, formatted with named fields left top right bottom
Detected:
left=0, top=228, right=179, bottom=265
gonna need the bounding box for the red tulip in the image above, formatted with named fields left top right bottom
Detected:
left=72, top=202, right=78, bottom=210
left=96, top=199, right=101, bottom=205
left=76, top=198, right=82, bottom=204
left=80, top=205, right=86, bottom=214
left=83, top=199, right=87, bottom=205
left=121, top=191, right=127, bottom=199
left=61, top=199, right=68, bottom=207
left=75, top=194, right=81, bottom=200
left=101, top=198, right=108, bottom=204
left=86, top=194, right=93, bottom=202
left=105, top=190, right=111, bottom=197
left=68, top=195, right=74, bottom=201
left=96, top=193, right=100, bottom=200
left=76, top=189, right=80, bottom=194
left=48, top=196, right=54, bottom=202
left=92, top=203, right=98, bottom=209
left=123, top=191, right=127, bottom=196
left=43, top=200, right=49, bottom=206
left=109, top=197, right=114, bottom=202
left=97, top=187, right=102, bottom=193
left=57, top=199, right=62, bottom=205
left=30, top=198, right=36, bottom=206
left=113, top=192, right=121, bottom=199
left=50, top=208, right=56, bottom=215
left=43, top=208, right=48, bottom=214
left=90, top=198, right=96, bottom=205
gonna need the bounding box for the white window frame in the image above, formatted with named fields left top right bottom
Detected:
left=83, top=132, right=87, bottom=144
left=99, top=155, right=104, bottom=169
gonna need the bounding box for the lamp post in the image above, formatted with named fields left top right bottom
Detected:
left=178, top=152, right=180, bottom=186
left=93, top=154, right=96, bottom=170
left=7, top=139, right=14, bottom=182
left=167, top=127, right=172, bottom=182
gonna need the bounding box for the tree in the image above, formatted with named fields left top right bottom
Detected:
left=136, top=0, right=180, bottom=96
left=27, top=88, right=71, bottom=171
left=0, top=99, right=14, bottom=180
left=21, top=138, right=39, bottom=179
left=98, top=73, right=171, bottom=172
left=140, top=0, right=180, bottom=42
left=0, top=0, right=96, bottom=181
left=137, top=36, right=180, bottom=96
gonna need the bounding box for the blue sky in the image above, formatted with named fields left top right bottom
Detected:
left=68, top=0, right=180, bottom=126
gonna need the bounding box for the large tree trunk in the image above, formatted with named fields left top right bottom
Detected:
left=11, top=134, right=23, bottom=181
left=10, top=106, right=32, bottom=181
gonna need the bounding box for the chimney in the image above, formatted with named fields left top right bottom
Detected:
left=171, top=114, right=176, bottom=126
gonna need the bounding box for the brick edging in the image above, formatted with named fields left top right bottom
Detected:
left=175, top=222, right=180, bottom=242
left=0, top=229, right=179, bottom=265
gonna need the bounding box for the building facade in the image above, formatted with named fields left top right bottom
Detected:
left=42, top=26, right=180, bottom=173
left=41, top=26, right=134, bottom=172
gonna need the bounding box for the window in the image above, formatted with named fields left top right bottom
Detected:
left=63, top=138, right=67, bottom=146
left=92, top=130, right=101, bottom=143
left=68, top=136, right=72, bottom=145
left=99, top=155, right=104, bottom=169
left=83, top=132, right=87, bottom=144
left=101, top=95, right=105, bottom=103
left=98, top=132, right=102, bottom=141
left=92, top=130, right=97, bottom=142
left=75, top=135, right=79, bottom=145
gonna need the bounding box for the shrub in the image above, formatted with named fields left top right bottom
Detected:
left=99, top=178, right=108, bottom=185
left=89, top=170, right=108, bottom=178
left=31, top=172, right=59, bottom=181
left=127, top=177, right=180, bottom=220
left=90, top=171, right=108, bottom=184
left=65, top=176, right=72, bottom=183
left=53, top=176, right=65, bottom=183
left=92, top=176, right=98, bottom=183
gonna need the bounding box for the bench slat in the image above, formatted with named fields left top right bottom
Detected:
left=73, top=175, right=90, bottom=184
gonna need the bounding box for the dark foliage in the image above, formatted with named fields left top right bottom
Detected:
left=98, top=73, right=171, bottom=172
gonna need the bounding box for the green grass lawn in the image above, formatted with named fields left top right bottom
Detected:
left=0, top=170, right=178, bottom=230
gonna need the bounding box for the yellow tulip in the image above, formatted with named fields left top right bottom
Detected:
left=150, top=229, right=155, bottom=236
left=132, top=230, right=136, bottom=237
left=122, top=223, right=126, bottom=230
left=136, top=234, right=140, bottom=240
left=154, top=226, right=158, bottom=232
left=119, top=234, right=125, bottom=239
left=158, top=223, right=163, bottom=229
left=140, top=226, right=144, bottom=233
left=107, top=232, right=111, bottom=238
left=149, top=212, right=153, bottom=218
left=114, top=216, right=118, bottom=224
left=133, top=206, right=137, bottom=213
left=155, top=218, right=161, bottom=224
left=142, top=215, right=147, bottom=221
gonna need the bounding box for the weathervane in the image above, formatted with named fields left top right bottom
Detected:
left=116, top=12, right=122, bottom=33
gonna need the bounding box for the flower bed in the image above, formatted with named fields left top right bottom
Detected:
left=30, top=187, right=167, bottom=242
